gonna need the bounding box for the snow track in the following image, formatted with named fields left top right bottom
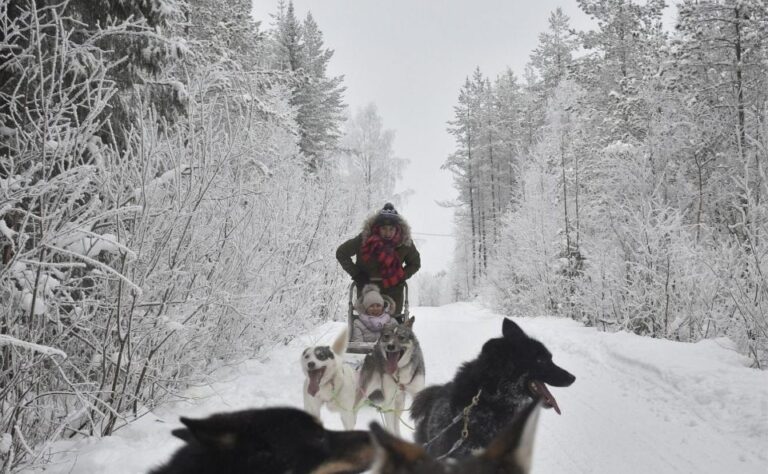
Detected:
left=31, top=303, right=767, bottom=473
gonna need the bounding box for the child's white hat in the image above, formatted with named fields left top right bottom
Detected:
left=361, top=284, right=384, bottom=309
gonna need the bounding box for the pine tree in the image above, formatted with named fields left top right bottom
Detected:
left=575, top=0, right=667, bottom=142
left=528, top=8, right=583, bottom=273
left=0, top=0, right=185, bottom=153
left=270, top=2, right=346, bottom=171
left=180, top=0, right=264, bottom=68
left=672, top=0, right=768, bottom=216
left=271, top=0, right=304, bottom=71
left=445, top=77, right=481, bottom=284
left=492, top=69, right=524, bottom=211
left=297, top=12, right=346, bottom=169
left=529, top=8, right=579, bottom=94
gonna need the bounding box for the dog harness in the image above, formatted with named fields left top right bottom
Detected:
left=422, top=388, right=483, bottom=461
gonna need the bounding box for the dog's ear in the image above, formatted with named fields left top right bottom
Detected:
left=502, top=318, right=526, bottom=341
left=369, top=422, right=429, bottom=470
left=179, top=416, right=240, bottom=451
left=404, top=316, right=415, bottom=328
left=332, top=328, right=348, bottom=355
left=478, top=401, right=541, bottom=474
left=171, top=427, right=193, bottom=442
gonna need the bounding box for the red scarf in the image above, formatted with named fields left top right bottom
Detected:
left=360, top=226, right=405, bottom=288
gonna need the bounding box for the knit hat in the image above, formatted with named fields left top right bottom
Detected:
left=361, top=284, right=385, bottom=309
left=375, top=202, right=400, bottom=227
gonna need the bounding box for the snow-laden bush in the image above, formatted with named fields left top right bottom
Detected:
left=486, top=124, right=767, bottom=368
left=0, top=6, right=355, bottom=471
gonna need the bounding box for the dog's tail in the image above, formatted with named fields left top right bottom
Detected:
left=410, top=385, right=443, bottom=422
left=332, top=328, right=348, bottom=355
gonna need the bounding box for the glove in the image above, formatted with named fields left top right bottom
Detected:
left=352, top=271, right=369, bottom=286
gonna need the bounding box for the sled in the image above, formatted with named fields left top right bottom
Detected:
left=346, top=281, right=409, bottom=354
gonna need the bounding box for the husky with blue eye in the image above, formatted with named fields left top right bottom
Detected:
left=301, top=329, right=360, bottom=429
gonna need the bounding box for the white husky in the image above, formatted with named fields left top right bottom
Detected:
left=301, top=329, right=359, bottom=429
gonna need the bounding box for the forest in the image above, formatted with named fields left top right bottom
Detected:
left=444, top=0, right=768, bottom=369
left=0, top=0, right=404, bottom=468
left=1, top=0, right=766, bottom=470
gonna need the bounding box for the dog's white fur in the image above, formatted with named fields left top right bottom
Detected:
left=301, top=329, right=359, bottom=430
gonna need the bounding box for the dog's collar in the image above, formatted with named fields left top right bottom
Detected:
left=388, top=367, right=418, bottom=389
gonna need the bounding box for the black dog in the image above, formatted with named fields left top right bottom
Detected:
left=151, top=407, right=374, bottom=474
left=371, top=401, right=542, bottom=474
left=411, top=318, right=575, bottom=459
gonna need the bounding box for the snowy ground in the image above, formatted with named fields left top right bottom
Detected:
left=25, top=302, right=768, bottom=473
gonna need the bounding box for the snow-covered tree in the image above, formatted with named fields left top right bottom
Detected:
left=270, top=1, right=346, bottom=171
left=529, top=8, right=579, bottom=94
left=0, top=1, right=368, bottom=469
left=340, top=104, right=407, bottom=210
left=451, top=0, right=768, bottom=366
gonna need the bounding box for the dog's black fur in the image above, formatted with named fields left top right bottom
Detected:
left=411, top=318, right=575, bottom=459
left=371, top=401, right=542, bottom=474
left=151, top=407, right=373, bottom=474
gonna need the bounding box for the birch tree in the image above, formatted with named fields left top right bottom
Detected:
left=341, top=104, right=406, bottom=211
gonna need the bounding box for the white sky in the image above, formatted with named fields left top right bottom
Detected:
left=250, top=1, right=680, bottom=273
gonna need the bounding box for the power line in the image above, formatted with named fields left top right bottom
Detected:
left=412, top=232, right=454, bottom=237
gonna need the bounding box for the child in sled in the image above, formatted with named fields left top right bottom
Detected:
left=351, top=284, right=396, bottom=343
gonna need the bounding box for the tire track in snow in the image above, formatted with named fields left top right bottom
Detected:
left=519, top=316, right=767, bottom=474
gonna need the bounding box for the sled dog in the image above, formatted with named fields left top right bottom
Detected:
left=370, top=401, right=541, bottom=474
left=150, top=407, right=373, bottom=474
left=357, top=317, right=425, bottom=436
left=301, top=329, right=359, bottom=429
left=411, top=318, right=575, bottom=459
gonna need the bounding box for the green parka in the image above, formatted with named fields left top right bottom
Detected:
left=336, top=212, right=421, bottom=288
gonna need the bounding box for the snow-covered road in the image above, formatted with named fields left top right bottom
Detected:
left=30, top=302, right=768, bottom=473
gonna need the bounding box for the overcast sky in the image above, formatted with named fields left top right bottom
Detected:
left=251, top=1, right=678, bottom=274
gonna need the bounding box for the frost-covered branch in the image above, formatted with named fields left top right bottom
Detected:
left=0, top=335, right=67, bottom=359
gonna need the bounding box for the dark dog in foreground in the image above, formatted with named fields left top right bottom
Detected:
left=370, top=401, right=541, bottom=473
left=411, top=318, right=575, bottom=459
left=150, top=407, right=373, bottom=474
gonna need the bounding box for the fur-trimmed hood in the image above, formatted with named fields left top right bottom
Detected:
left=360, top=211, right=414, bottom=247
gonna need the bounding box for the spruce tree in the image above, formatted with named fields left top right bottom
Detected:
left=270, top=1, right=346, bottom=171
left=670, top=0, right=768, bottom=239
left=529, top=8, right=579, bottom=94
left=575, top=0, right=667, bottom=142
left=0, top=0, right=185, bottom=155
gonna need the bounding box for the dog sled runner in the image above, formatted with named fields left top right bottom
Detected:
left=346, top=281, right=409, bottom=354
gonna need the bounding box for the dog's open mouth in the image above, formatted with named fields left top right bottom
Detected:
left=528, top=380, right=562, bottom=414
left=307, top=367, right=326, bottom=396
left=385, top=350, right=405, bottom=375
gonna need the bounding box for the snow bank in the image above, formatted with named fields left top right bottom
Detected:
left=26, top=302, right=768, bottom=474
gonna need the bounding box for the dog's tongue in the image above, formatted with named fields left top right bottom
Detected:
left=307, top=368, right=325, bottom=396
left=529, top=380, right=561, bottom=415
left=385, top=351, right=400, bottom=375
